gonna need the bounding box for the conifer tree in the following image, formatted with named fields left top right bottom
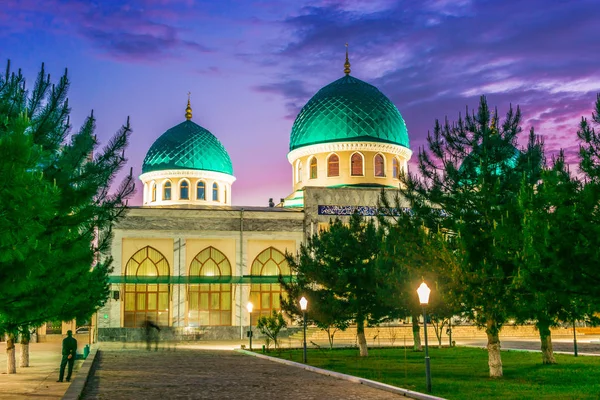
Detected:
left=377, top=195, right=459, bottom=351
left=0, top=61, right=134, bottom=373
left=399, top=96, right=543, bottom=377
left=283, top=213, right=390, bottom=357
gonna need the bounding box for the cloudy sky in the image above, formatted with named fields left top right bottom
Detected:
left=2, top=0, right=599, bottom=205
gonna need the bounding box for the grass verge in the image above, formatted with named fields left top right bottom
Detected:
left=270, top=346, right=600, bottom=399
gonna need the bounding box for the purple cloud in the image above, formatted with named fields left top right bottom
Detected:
left=250, top=0, right=600, bottom=166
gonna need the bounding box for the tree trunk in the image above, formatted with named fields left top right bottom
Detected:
left=537, top=320, right=556, bottom=364
left=412, top=313, right=422, bottom=351
left=486, top=320, right=503, bottom=378
left=7, top=334, right=16, bottom=374
left=356, top=321, right=368, bottom=357
left=20, top=336, right=30, bottom=367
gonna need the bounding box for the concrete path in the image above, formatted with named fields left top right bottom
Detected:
left=0, top=341, right=84, bottom=399
left=82, top=348, right=405, bottom=399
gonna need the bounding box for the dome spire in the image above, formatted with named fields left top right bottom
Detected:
left=185, top=91, right=192, bottom=120
left=344, top=43, right=351, bottom=75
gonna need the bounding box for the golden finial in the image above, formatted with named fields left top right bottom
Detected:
left=344, top=43, right=351, bottom=75
left=185, top=91, right=192, bottom=120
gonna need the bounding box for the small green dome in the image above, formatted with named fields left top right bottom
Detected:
left=142, top=120, right=233, bottom=175
left=289, top=75, right=409, bottom=151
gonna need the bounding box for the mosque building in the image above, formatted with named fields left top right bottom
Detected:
left=96, top=51, right=412, bottom=340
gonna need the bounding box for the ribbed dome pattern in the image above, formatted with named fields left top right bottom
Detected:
left=142, top=120, right=233, bottom=175
left=289, top=75, right=409, bottom=151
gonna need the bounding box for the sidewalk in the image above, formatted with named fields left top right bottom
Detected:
left=0, top=341, right=84, bottom=399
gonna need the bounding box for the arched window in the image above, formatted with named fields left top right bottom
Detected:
left=297, top=160, right=303, bottom=183
left=163, top=181, right=172, bottom=200
left=197, top=181, right=206, bottom=200
left=188, top=247, right=232, bottom=326
left=151, top=182, right=157, bottom=202
left=180, top=180, right=189, bottom=200
left=123, top=246, right=170, bottom=328
left=212, top=183, right=219, bottom=201
left=327, top=154, right=339, bottom=177
left=249, top=247, right=291, bottom=320
left=224, top=186, right=228, bottom=203
left=351, top=153, right=364, bottom=176
left=310, top=157, right=318, bottom=179
left=393, top=158, right=400, bottom=179
left=374, top=154, right=385, bottom=177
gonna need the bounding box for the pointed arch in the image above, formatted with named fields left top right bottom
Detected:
left=163, top=180, right=172, bottom=200
left=309, top=157, right=318, bottom=179
left=350, top=152, right=364, bottom=176
left=327, top=153, right=339, bottom=177
left=151, top=181, right=157, bottom=202
left=249, top=247, right=291, bottom=320
left=196, top=180, right=206, bottom=200
left=212, top=182, right=219, bottom=201
left=392, top=157, right=400, bottom=179
left=123, top=246, right=170, bottom=328
left=179, top=179, right=190, bottom=200
left=296, top=160, right=303, bottom=183
left=374, top=154, right=385, bottom=177
left=188, top=247, right=232, bottom=326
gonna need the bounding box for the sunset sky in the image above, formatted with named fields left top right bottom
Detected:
left=2, top=0, right=599, bottom=205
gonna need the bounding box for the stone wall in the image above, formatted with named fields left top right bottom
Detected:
left=98, top=326, right=303, bottom=342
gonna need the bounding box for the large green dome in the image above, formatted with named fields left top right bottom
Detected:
left=289, top=75, right=409, bottom=151
left=142, top=120, right=233, bottom=175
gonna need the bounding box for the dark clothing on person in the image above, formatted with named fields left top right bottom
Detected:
left=142, top=319, right=160, bottom=351
left=58, top=333, right=77, bottom=382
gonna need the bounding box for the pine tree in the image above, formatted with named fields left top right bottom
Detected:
left=0, top=61, right=134, bottom=373
left=283, top=213, right=391, bottom=357
left=399, top=96, right=543, bottom=377
left=377, top=194, right=460, bottom=351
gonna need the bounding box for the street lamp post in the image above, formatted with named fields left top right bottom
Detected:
left=417, top=282, right=432, bottom=393
left=246, top=302, right=253, bottom=351
left=300, top=296, right=308, bottom=363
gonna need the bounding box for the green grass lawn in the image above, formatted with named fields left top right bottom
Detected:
left=271, top=347, right=600, bottom=399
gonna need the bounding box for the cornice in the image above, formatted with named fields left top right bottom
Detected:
left=287, top=141, right=412, bottom=163
left=139, top=169, right=236, bottom=184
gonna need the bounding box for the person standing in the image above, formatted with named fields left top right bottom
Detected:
left=57, top=330, right=77, bottom=382
left=142, top=317, right=161, bottom=351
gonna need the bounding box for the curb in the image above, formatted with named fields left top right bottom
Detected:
left=235, top=349, right=445, bottom=400
left=62, top=346, right=100, bottom=400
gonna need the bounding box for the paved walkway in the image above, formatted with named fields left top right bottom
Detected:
left=82, top=348, right=404, bottom=399
left=0, top=341, right=84, bottom=399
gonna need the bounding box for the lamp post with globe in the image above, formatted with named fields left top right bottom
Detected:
left=417, top=282, right=432, bottom=393
left=299, top=296, right=308, bottom=363
left=246, top=302, right=253, bottom=351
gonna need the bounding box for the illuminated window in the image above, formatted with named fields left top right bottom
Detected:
left=212, top=183, right=219, bottom=201
left=310, top=157, right=317, bottom=179
left=249, top=247, right=291, bottom=320
left=180, top=180, right=189, bottom=200
left=197, top=181, right=206, bottom=200
left=163, top=181, right=172, bottom=200
left=327, top=154, right=339, bottom=177
left=351, top=153, right=364, bottom=176
left=224, top=186, right=227, bottom=203
left=188, top=247, right=232, bottom=326
left=393, top=158, right=400, bottom=179
left=374, top=154, right=385, bottom=177
left=297, top=160, right=303, bottom=183
left=123, top=246, right=170, bottom=328
left=151, top=183, right=157, bottom=202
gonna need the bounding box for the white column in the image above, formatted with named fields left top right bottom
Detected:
left=173, top=237, right=187, bottom=327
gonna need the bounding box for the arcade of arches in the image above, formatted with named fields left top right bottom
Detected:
left=118, top=242, right=294, bottom=328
